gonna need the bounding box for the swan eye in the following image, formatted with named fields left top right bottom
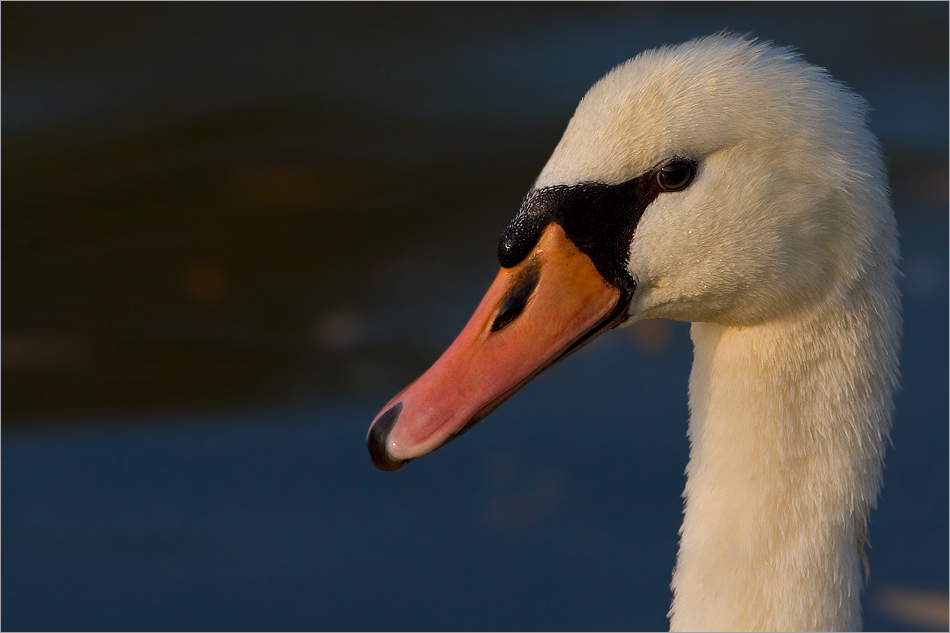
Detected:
left=657, top=161, right=695, bottom=192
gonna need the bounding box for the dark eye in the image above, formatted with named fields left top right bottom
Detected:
left=657, top=160, right=695, bottom=192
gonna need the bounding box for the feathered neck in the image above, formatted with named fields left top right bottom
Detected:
left=668, top=275, right=900, bottom=631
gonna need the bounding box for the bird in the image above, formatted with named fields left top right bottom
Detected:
left=366, top=34, right=901, bottom=632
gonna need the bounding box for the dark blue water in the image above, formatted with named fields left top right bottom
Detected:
left=4, top=4, right=947, bottom=631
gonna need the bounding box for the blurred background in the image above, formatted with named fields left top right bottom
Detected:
left=3, top=3, right=947, bottom=631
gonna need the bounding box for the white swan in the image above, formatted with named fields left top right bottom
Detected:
left=367, top=35, right=900, bottom=632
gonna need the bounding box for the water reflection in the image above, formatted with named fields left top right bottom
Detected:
left=3, top=4, right=947, bottom=631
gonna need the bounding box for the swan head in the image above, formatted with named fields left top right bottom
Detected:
left=367, top=34, right=894, bottom=470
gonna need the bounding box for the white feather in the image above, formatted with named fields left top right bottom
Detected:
left=538, top=35, right=900, bottom=631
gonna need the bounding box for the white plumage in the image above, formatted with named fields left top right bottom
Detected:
left=547, top=35, right=900, bottom=631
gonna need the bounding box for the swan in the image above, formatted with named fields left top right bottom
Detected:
left=366, top=35, right=900, bottom=631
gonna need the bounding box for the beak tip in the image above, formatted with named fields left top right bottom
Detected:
left=368, top=402, right=407, bottom=471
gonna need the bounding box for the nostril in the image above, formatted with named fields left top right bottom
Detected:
left=491, top=261, right=541, bottom=333
left=368, top=402, right=407, bottom=471
left=491, top=295, right=529, bottom=332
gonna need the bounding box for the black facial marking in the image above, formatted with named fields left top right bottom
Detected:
left=498, top=159, right=697, bottom=290
left=491, top=260, right=541, bottom=332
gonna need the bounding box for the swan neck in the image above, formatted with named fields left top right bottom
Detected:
left=669, top=299, right=898, bottom=631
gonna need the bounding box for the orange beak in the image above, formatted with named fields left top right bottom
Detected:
left=367, top=223, right=627, bottom=470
